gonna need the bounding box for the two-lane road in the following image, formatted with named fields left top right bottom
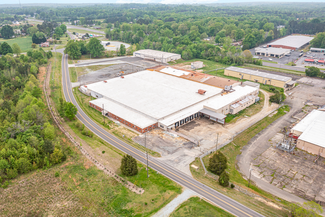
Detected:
left=61, top=54, right=263, bottom=217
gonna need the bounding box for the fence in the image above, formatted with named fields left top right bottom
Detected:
left=44, top=62, right=144, bottom=194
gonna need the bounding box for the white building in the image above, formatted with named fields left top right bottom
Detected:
left=255, top=47, right=291, bottom=58
left=133, top=49, right=181, bottom=63
left=81, top=69, right=259, bottom=133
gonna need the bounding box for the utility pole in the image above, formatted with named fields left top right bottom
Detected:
left=145, top=133, right=148, bottom=178
left=102, top=104, right=105, bottom=124
left=216, top=133, right=219, bottom=152
left=248, top=163, right=252, bottom=187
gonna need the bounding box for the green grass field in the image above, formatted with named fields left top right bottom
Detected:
left=262, top=60, right=278, bottom=64
left=170, top=59, right=228, bottom=72
left=170, top=197, right=234, bottom=217
left=0, top=36, right=33, bottom=52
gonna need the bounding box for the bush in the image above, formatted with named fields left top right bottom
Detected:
left=208, top=151, right=228, bottom=176
left=55, top=172, right=60, bottom=177
left=120, top=154, right=138, bottom=176
left=218, top=171, right=229, bottom=187
left=231, top=183, right=235, bottom=189
left=102, top=151, right=105, bottom=154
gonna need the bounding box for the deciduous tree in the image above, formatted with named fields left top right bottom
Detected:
left=120, top=154, right=138, bottom=176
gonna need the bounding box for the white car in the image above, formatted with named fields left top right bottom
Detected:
left=269, top=58, right=273, bottom=61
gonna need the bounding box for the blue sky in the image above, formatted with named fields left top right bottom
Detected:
left=0, top=0, right=322, bottom=4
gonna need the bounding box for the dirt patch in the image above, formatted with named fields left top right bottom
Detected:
left=37, top=66, right=47, bottom=89
left=83, top=160, right=92, bottom=169
left=60, top=162, right=73, bottom=168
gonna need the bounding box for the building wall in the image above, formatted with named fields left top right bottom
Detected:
left=225, top=69, right=290, bottom=88
left=89, top=102, right=157, bottom=133
left=268, top=45, right=296, bottom=50
left=297, top=139, right=325, bottom=156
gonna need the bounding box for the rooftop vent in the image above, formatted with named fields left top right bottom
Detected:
left=104, top=80, right=107, bottom=83
left=198, top=89, right=206, bottom=95
left=84, top=85, right=87, bottom=88
left=121, top=76, right=124, bottom=79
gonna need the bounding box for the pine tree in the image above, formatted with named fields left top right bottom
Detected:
left=121, top=155, right=138, bottom=176
left=208, top=151, right=228, bottom=175
left=218, top=171, right=229, bottom=187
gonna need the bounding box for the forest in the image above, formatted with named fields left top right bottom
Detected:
left=0, top=49, right=67, bottom=186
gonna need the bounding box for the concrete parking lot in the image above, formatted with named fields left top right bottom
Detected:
left=252, top=133, right=325, bottom=205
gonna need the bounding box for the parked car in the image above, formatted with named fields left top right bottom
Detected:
left=269, top=58, right=273, bottom=61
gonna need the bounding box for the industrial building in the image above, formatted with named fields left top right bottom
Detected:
left=133, top=49, right=181, bottom=63
left=80, top=69, right=259, bottom=133
left=224, top=66, right=292, bottom=88
left=255, top=47, right=291, bottom=58
left=267, top=35, right=314, bottom=50
left=310, top=48, right=325, bottom=53
left=291, top=110, right=325, bottom=156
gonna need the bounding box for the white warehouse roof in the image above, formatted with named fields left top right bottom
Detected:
left=90, top=97, right=157, bottom=129
left=160, top=66, right=190, bottom=76
left=267, top=35, right=314, bottom=49
left=255, top=47, right=291, bottom=55
left=292, top=110, right=325, bottom=134
left=85, top=70, right=223, bottom=120
left=226, top=66, right=292, bottom=82
left=133, top=49, right=181, bottom=59
left=298, top=120, right=325, bottom=148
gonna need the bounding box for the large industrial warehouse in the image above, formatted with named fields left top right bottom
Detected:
left=80, top=68, right=259, bottom=133
left=133, top=49, right=181, bottom=63
left=291, top=110, right=325, bottom=156
left=267, top=35, right=314, bottom=50
left=224, top=66, right=292, bottom=88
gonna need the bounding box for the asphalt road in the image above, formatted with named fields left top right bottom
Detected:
left=61, top=53, right=263, bottom=217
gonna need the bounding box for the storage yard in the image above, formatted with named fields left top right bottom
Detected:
left=80, top=67, right=259, bottom=133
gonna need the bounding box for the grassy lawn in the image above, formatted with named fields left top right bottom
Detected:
left=262, top=60, right=278, bottom=64
left=68, top=28, right=104, bottom=36
left=170, top=58, right=228, bottom=72
left=244, top=64, right=305, bottom=75
left=47, top=53, right=181, bottom=216
left=69, top=64, right=112, bottom=82
left=190, top=105, right=291, bottom=216
left=73, top=88, right=161, bottom=157
left=0, top=36, right=33, bottom=52
left=225, top=91, right=265, bottom=123
left=170, top=197, right=234, bottom=217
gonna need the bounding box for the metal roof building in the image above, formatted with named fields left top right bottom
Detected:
left=292, top=110, right=325, bottom=156
left=267, top=35, right=314, bottom=50
left=224, top=66, right=292, bottom=88
left=81, top=70, right=259, bottom=133
left=255, top=47, right=291, bottom=58
left=133, top=49, right=181, bottom=63
left=310, top=47, right=325, bottom=53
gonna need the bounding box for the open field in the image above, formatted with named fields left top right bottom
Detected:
left=68, top=28, right=104, bottom=36
left=170, top=58, right=228, bottom=72
left=170, top=197, right=234, bottom=217
left=0, top=36, right=33, bottom=52
left=189, top=105, right=291, bottom=216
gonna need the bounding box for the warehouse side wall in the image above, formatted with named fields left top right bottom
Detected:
left=297, top=140, right=325, bottom=156
left=224, top=69, right=289, bottom=88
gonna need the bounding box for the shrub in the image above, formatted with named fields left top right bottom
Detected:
left=102, top=151, right=105, bottom=154
left=208, top=151, right=228, bottom=176
left=218, top=171, right=229, bottom=187
left=231, top=183, right=235, bottom=189
left=120, top=155, right=138, bottom=176
left=55, top=172, right=60, bottom=177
